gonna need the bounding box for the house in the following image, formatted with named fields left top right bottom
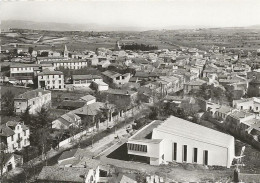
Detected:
left=38, top=69, right=65, bottom=90
left=9, top=63, right=41, bottom=84
left=0, top=121, right=30, bottom=153
left=37, top=166, right=99, bottom=183
left=233, top=97, right=260, bottom=113
left=52, top=112, right=81, bottom=130
left=91, top=80, right=109, bottom=91
left=14, top=89, right=51, bottom=114
left=103, top=89, right=138, bottom=103
left=116, top=173, right=137, bottom=183
left=71, top=75, right=103, bottom=88
left=226, top=111, right=256, bottom=128
left=80, top=95, right=96, bottom=105
left=214, top=105, right=236, bottom=121
left=0, top=153, right=23, bottom=174
left=57, top=149, right=78, bottom=166
left=183, top=79, right=207, bottom=94
left=102, top=70, right=131, bottom=86
left=97, top=60, right=111, bottom=69
left=127, top=116, right=235, bottom=168
left=57, top=100, right=86, bottom=110
left=41, top=59, right=88, bottom=70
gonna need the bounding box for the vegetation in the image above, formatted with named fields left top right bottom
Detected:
left=1, top=90, right=15, bottom=116
left=121, top=43, right=158, bottom=51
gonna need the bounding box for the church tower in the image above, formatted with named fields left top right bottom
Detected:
left=64, top=45, right=69, bottom=59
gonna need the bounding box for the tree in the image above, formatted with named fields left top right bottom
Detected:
left=0, top=143, right=7, bottom=178
left=1, top=90, right=15, bottom=116
left=35, top=106, right=51, bottom=128
left=28, top=47, right=34, bottom=56
left=20, top=106, right=32, bottom=126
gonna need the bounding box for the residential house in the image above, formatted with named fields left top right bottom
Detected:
left=226, top=111, right=256, bottom=128
left=37, top=166, right=99, bottom=183
left=183, top=79, right=207, bottom=94
left=52, top=112, right=81, bottom=130
left=80, top=95, right=96, bottom=105
left=214, top=105, right=237, bottom=121
left=9, top=63, right=41, bottom=84
left=116, top=173, right=137, bottom=183
left=71, top=75, right=102, bottom=88
left=102, top=70, right=131, bottom=86
left=41, top=59, right=88, bottom=70
left=57, top=100, right=86, bottom=110
left=233, top=97, right=260, bottom=113
left=91, top=80, right=109, bottom=91
left=127, top=116, right=235, bottom=168
left=0, top=121, right=30, bottom=153
left=0, top=153, right=23, bottom=174
left=38, top=69, right=65, bottom=90
left=14, top=89, right=51, bottom=114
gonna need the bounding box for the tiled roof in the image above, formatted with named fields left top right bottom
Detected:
left=0, top=125, right=15, bottom=137
left=58, top=149, right=77, bottom=162
left=105, top=89, right=137, bottom=96
left=80, top=95, right=96, bottom=102
left=38, top=69, right=63, bottom=76
left=102, top=70, right=121, bottom=78
left=15, top=89, right=51, bottom=100
left=72, top=75, right=101, bottom=80
left=37, top=166, right=91, bottom=182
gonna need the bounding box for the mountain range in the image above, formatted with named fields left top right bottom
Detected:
left=2, top=20, right=260, bottom=32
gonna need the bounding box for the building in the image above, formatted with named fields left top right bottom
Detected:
left=71, top=75, right=103, bottom=88
left=183, top=79, right=207, bottom=94
left=0, top=121, right=30, bottom=153
left=91, top=80, right=109, bottom=91
left=37, top=166, right=99, bottom=183
left=0, top=153, right=23, bottom=174
left=9, top=63, right=41, bottom=84
left=127, top=116, right=235, bottom=168
left=38, top=69, right=65, bottom=90
left=52, top=112, right=81, bottom=130
left=14, top=89, right=51, bottom=114
left=80, top=95, right=96, bottom=105
left=102, top=70, right=131, bottom=86
left=233, top=97, right=260, bottom=113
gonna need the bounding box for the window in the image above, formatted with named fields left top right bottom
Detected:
left=11, top=135, right=14, bottom=141
left=18, top=142, right=21, bottom=148
left=59, top=75, right=61, bottom=78
left=257, top=107, right=259, bottom=111
left=53, top=81, right=55, bottom=84
left=127, top=143, right=147, bottom=152
left=250, top=106, right=252, bottom=110
left=183, top=145, right=187, bottom=162
left=173, top=143, right=177, bottom=161
left=204, top=150, right=208, bottom=165
left=33, top=101, right=35, bottom=105
left=59, top=80, right=61, bottom=84
left=24, top=139, right=26, bottom=145
left=24, top=130, right=26, bottom=136
left=193, top=148, right=198, bottom=163
left=241, top=106, right=243, bottom=110
left=18, top=133, right=20, bottom=139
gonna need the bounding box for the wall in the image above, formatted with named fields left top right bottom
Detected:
left=152, top=129, right=234, bottom=168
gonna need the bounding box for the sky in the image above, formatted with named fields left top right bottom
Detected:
left=1, top=0, right=260, bottom=29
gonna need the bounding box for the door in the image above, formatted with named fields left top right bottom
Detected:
left=204, top=150, right=208, bottom=165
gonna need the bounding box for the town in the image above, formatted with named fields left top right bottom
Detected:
left=1, top=2, right=260, bottom=182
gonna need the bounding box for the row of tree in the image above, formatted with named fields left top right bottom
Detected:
left=121, top=43, right=158, bottom=51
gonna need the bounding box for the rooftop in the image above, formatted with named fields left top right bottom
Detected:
left=152, top=116, right=234, bottom=148
left=38, top=69, right=63, bottom=76
left=72, top=75, right=102, bottom=80
left=37, top=166, right=91, bottom=182
left=102, top=70, right=121, bottom=78
left=15, top=89, right=51, bottom=100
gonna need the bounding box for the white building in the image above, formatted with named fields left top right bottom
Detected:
left=92, top=80, right=109, bottom=91
left=0, top=153, right=23, bottom=174
left=14, top=89, right=51, bottom=114
left=9, top=63, right=41, bottom=84
left=233, top=97, right=260, bottom=113
left=38, top=69, right=65, bottom=90
left=127, top=116, right=235, bottom=168
left=0, top=121, right=30, bottom=153
left=71, top=75, right=103, bottom=88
